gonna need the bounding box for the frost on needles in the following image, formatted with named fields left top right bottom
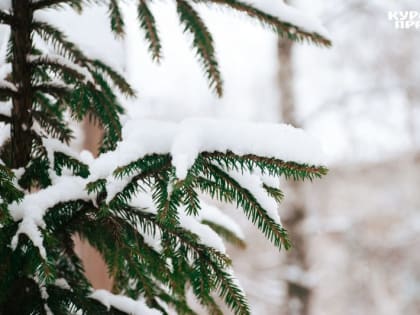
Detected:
left=0, top=1, right=330, bottom=314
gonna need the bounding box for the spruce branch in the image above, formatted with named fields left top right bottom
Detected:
left=197, top=160, right=291, bottom=249
left=193, top=0, right=332, bottom=46
left=32, top=110, right=73, bottom=143
left=177, top=0, right=224, bottom=96
left=32, top=21, right=87, bottom=62
left=138, top=0, right=162, bottom=62
left=0, top=10, right=13, bottom=25
left=211, top=265, right=250, bottom=315
left=108, top=0, right=125, bottom=37
left=263, top=183, right=284, bottom=203
left=29, top=55, right=93, bottom=83
left=31, top=0, right=84, bottom=12
left=18, top=157, right=52, bottom=189
left=33, top=82, right=72, bottom=98
left=0, top=113, right=11, bottom=124
left=90, top=59, right=136, bottom=97
left=34, top=92, right=65, bottom=118
left=0, top=84, right=17, bottom=98
left=0, top=164, right=24, bottom=204
left=202, top=151, right=328, bottom=180
left=53, top=152, right=90, bottom=178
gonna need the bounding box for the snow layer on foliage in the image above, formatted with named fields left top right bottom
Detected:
left=130, top=192, right=157, bottom=214
left=116, top=118, right=325, bottom=179
left=0, top=63, right=11, bottom=82
left=43, top=137, right=81, bottom=163
left=128, top=192, right=163, bottom=252
left=229, top=171, right=281, bottom=224
left=88, top=118, right=323, bottom=200
left=0, top=123, right=10, bottom=154
left=0, top=101, right=11, bottom=116
left=90, top=290, right=161, bottom=315
left=250, top=0, right=330, bottom=38
left=199, top=201, right=245, bottom=240
left=179, top=208, right=226, bottom=253
left=8, top=139, right=88, bottom=258
left=0, top=101, right=11, bottom=150
left=130, top=192, right=228, bottom=253
left=8, top=118, right=321, bottom=258
left=0, top=79, right=17, bottom=92
left=10, top=175, right=90, bottom=258
left=53, top=278, right=71, bottom=291
left=86, top=120, right=176, bottom=181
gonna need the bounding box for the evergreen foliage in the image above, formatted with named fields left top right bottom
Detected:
left=0, top=1, right=329, bottom=314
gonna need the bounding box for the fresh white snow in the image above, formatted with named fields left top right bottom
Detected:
left=0, top=101, right=11, bottom=117
left=199, top=201, right=245, bottom=240
left=90, top=289, right=161, bottom=315
left=0, top=80, right=17, bottom=92
left=229, top=171, right=281, bottom=224
left=10, top=175, right=90, bottom=258
left=87, top=118, right=325, bottom=183
left=53, top=278, right=72, bottom=291
left=179, top=207, right=226, bottom=253
left=128, top=193, right=241, bottom=254
left=121, top=118, right=325, bottom=179
left=250, top=0, right=330, bottom=39
left=9, top=117, right=323, bottom=257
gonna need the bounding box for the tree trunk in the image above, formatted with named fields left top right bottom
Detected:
left=278, top=29, right=312, bottom=315
left=11, top=0, right=33, bottom=168
left=74, top=120, right=113, bottom=290
left=9, top=0, right=112, bottom=294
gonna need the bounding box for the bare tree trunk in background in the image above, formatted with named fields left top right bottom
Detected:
left=406, top=87, right=419, bottom=151
left=278, top=27, right=312, bottom=315
left=74, top=120, right=113, bottom=290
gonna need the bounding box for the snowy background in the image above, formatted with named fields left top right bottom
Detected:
left=2, top=0, right=420, bottom=314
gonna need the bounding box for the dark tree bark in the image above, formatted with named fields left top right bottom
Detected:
left=0, top=277, right=44, bottom=314
left=11, top=0, right=33, bottom=168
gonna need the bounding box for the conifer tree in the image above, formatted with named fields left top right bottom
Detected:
left=0, top=1, right=330, bottom=314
